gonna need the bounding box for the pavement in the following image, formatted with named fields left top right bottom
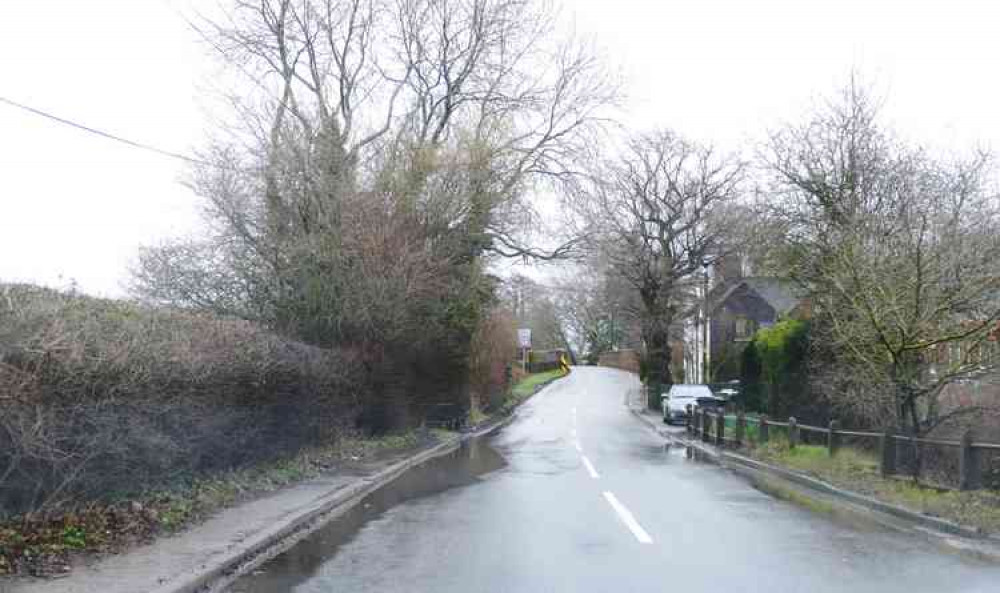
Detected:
left=225, top=367, right=1000, bottom=592
left=9, top=437, right=468, bottom=593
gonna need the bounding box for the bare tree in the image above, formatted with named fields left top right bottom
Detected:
left=765, top=81, right=1000, bottom=440
left=132, top=0, right=616, bottom=428
left=135, top=0, right=615, bottom=324
left=387, top=0, right=618, bottom=261
left=545, top=261, right=640, bottom=362
left=582, top=130, right=744, bottom=406
left=499, top=274, right=571, bottom=352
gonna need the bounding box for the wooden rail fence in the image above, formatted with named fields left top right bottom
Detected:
left=684, top=404, right=1000, bottom=491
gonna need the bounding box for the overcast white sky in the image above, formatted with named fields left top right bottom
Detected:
left=2, top=0, right=999, bottom=296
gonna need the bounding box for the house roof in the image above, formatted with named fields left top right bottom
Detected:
left=706, top=277, right=805, bottom=317
left=742, top=277, right=804, bottom=316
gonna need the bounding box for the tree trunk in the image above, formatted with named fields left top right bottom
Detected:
left=892, top=358, right=924, bottom=484
left=643, top=322, right=673, bottom=410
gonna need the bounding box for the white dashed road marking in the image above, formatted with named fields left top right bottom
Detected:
left=603, top=491, right=654, bottom=544
left=581, top=455, right=600, bottom=479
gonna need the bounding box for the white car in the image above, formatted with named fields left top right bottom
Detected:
left=661, top=384, right=716, bottom=425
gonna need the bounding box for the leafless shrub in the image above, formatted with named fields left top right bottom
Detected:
left=468, top=307, right=517, bottom=411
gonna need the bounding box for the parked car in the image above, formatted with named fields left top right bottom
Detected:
left=694, top=395, right=726, bottom=413
left=661, top=384, right=716, bottom=425
left=716, top=387, right=739, bottom=400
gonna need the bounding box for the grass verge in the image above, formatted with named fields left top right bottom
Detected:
left=512, top=369, right=567, bottom=398
left=0, top=430, right=443, bottom=578
left=504, top=369, right=568, bottom=410
left=750, top=441, right=1000, bottom=534
left=467, top=368, right=569, bottom=428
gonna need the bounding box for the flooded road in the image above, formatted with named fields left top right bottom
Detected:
left=230, top=438, right=507, bottom=592
left=229, top=367, right=1000, bottom=593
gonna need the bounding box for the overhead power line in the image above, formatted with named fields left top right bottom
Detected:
left=0, top=94, right=217, bottom=168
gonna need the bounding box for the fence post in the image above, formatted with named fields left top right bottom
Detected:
left=736, top=413, right=746, bottom=447
left=959, top=430, right=982, bottom=491
left=716, top=412, right=725, bottom=446
left=788, top=417, right=798, bottom=449
left=827, top=420, right=840, bottom=457
left=686, top=404, right=693, bottom=434
left=759, top=414, right=769, bottom=444
left=879, top=426, right=896, bottom=478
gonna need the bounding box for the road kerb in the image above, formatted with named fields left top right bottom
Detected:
left=627, top=406, right=1000, bottom=559
left=153, top=436, right=464, bottom=593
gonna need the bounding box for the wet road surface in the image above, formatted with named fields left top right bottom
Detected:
left=230, top=367, right=1000, bottom=592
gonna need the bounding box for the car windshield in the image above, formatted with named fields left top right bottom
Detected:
left=671, top=385, right=712, bottom=398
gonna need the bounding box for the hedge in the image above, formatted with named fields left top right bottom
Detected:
left=0, top=284, right=363, bottom=517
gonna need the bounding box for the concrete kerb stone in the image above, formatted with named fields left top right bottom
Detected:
left=158, top=373, right=568, bottom=593
left=627, top=406, right=1000, bottom=556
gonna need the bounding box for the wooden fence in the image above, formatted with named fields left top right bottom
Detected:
left=685, top=405, right=1000, bottom=491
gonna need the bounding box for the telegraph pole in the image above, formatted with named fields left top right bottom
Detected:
left=701, top=261, right=710, bottom=384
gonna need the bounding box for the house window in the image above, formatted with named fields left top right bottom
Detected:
left=735, top=316, right=753, bottom=341
left=948, top=342, right=962, bottom=367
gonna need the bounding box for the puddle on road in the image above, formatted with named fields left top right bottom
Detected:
left=228, top=437, right=506, bottom=593
left=684, top=445, right=720, bottom=464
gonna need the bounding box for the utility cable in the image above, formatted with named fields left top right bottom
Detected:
left=0, top=94, right=218, bottom=168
